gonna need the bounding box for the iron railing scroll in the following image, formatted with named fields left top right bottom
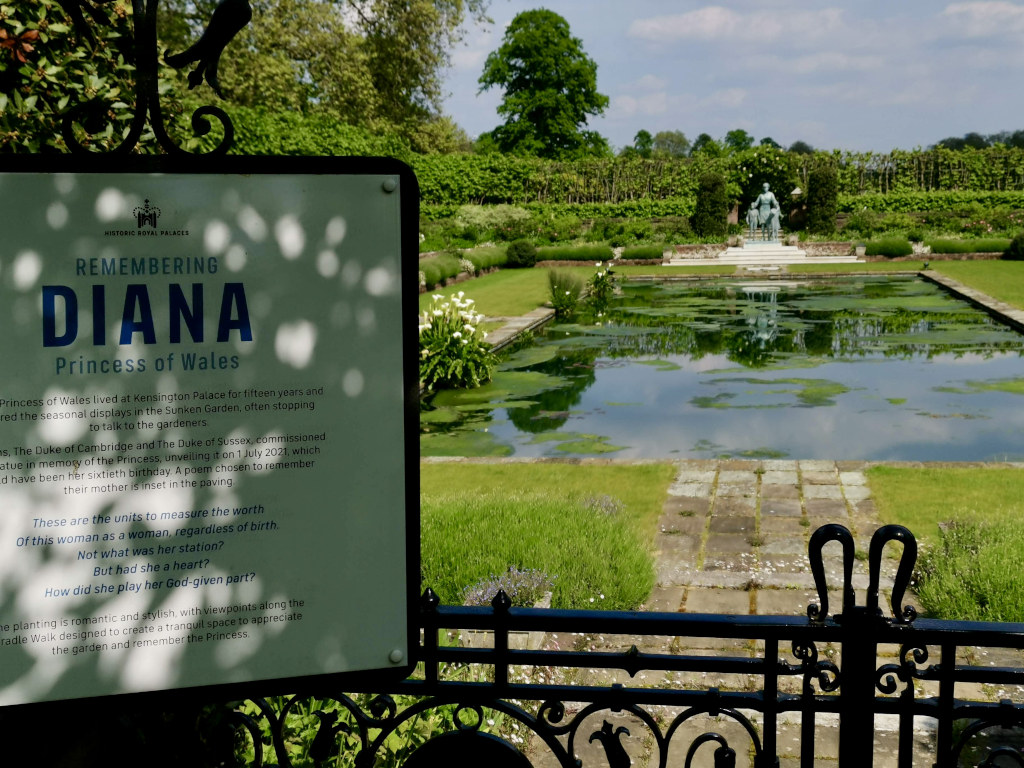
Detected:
left=59, top=0, right=250, bottom=155
left=211, top=523, right=1024, bottom=768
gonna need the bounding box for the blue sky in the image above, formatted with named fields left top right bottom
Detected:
left=441, top=1, right=1024, bottom=152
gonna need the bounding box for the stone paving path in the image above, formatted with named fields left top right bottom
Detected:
left=525, top=459, right=1024, bottom=768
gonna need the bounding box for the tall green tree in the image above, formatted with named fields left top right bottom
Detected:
left=478, top=9, right=608, bottom=158
left=652, top=130, right=689, bottom=157
left=690, top=132, right=722, bottom=157
left=724, top=128, right=754, bottom=152
left=632, top=129, right=653, bottom=158
left=159, top=0, right=489, bottom=151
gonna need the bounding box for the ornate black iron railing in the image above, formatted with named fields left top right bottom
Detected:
left=219, top=524, right=1024, bottom=767
left=59, top=0, right=250, bottom=155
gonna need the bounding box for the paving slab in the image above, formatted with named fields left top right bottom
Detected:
left=839, top=471, right=868, bottom=485
left=713, top=496, right=758, bottom=515
left=805, top=498, right=849, bottom=517
left=798, top=460, right=837, bottom=472
left=709, top=516, right=756, bottom=534
left=760, top=517, right=810, bottom=534
left=761, top=498, right=802, bottom=516
left=761, top=484, right=800, bottom=500
left=802, top=470, right=839, bottom=484
left=803, top=484, right=844, bottom=499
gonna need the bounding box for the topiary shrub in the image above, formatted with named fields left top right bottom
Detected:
left=806, top=160, right=839, bottom=235
left=505, top=239, right=537, bottom=268
left=691, top=172, right=728, bottom=237
left=1003, top=232, right=1024, bottom=260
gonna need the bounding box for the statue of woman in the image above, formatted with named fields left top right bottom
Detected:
left=754, top=183, right=778, bottom=228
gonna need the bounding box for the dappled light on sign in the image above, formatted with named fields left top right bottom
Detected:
left=46, top=201, right=69, bottom=230
left=274, top=214, right=305, bottom=260
left=203, top=220, right=231, bottom=255
left=94, top=188, right=126, bottom=222
left=237, top=206, right=268, bottom=242
left=12, top=251, right=41, bottom=291
left=0, top=165, right=415, bottom=704
left=274, top=321, right=317, bottom=369
left=317, top=249, right=340, bottom=278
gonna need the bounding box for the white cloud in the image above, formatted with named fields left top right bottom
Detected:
left=940, top=1, right=1024, bottom=37
left=611, top=91, right=668, bottom=118
left=628, top=6, right=845, bottom=44
left=779, top=52, right=882, bottom=75
left=634, top=74, right=667, bottom=91
left=703, top=88, right=747, bottom=109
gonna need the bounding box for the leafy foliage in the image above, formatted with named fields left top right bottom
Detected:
left=692, top=171, right=728, bottom=237
left=418, top=253, right=463, bottom=289
left=652, top=129, right=689, bottom=157
left=916, top=521, right=1024, bottom=622
left=0, top=0, right=169, bottom=153
left=505, top=239, right=537, bottom=268
left=587, top=262, right=615, bottom=311
left=210, top=105, right=413, bottom=157
left=536, top=244, right=614, bottom=261
left=159, top=0, right=490, bottom=150
left=926, top=238, right=1011, bottom=254
left=547, top=269, right=584, bottom=317
left=806, top=158, right=839, bottom=235
left=478, top=9, right=608, bottom=158
left=1003, top=232, right=1024, bottom=261
left=419, top=292, right=495, bottom=390
left=620, top=245, right=665, bottom=260
left=864, top=237, right=913, bottom=257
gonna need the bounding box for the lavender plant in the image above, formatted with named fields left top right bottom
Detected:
left=463, top=566, right=556, bottom=608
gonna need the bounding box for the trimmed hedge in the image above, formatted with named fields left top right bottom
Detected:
left=621, top=245, right=666, bottom=260
left=464, top=248, right=507, bottom=272
left=865, top=237, right=913, bottom=257
left=926, top=238, right=1012, bottom=254
left=536, top=245, right=615, bottom=262
left=419, top=253, right=463, bottom=288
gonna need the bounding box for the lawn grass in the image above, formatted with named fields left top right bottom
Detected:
left=418, top=264, right=737, bottom=317
left=418, top=269, right=552, bottom=317
left=866, top=466, right=1024, bottom=621
left=420, top=462, right=676, bottom=610
left=867, top=466, right=1024, bottom=544
left=930, top=260, right=1024, bottom=309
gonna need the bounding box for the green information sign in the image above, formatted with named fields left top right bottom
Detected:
left=0, top=157, right=419, bottom=705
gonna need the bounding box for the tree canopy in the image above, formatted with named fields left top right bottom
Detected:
left=723, top=128, right=754, bottom=152
left=690, top=133, right=722, bottom=157
left=2, top=0, right=489, bottom=153
left=652, top=130, right=689, bottom=157
left=478, top=9, right=608, bottom=159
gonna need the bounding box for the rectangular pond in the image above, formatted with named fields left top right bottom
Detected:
left=421, top=276, right=1024, bottom=460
